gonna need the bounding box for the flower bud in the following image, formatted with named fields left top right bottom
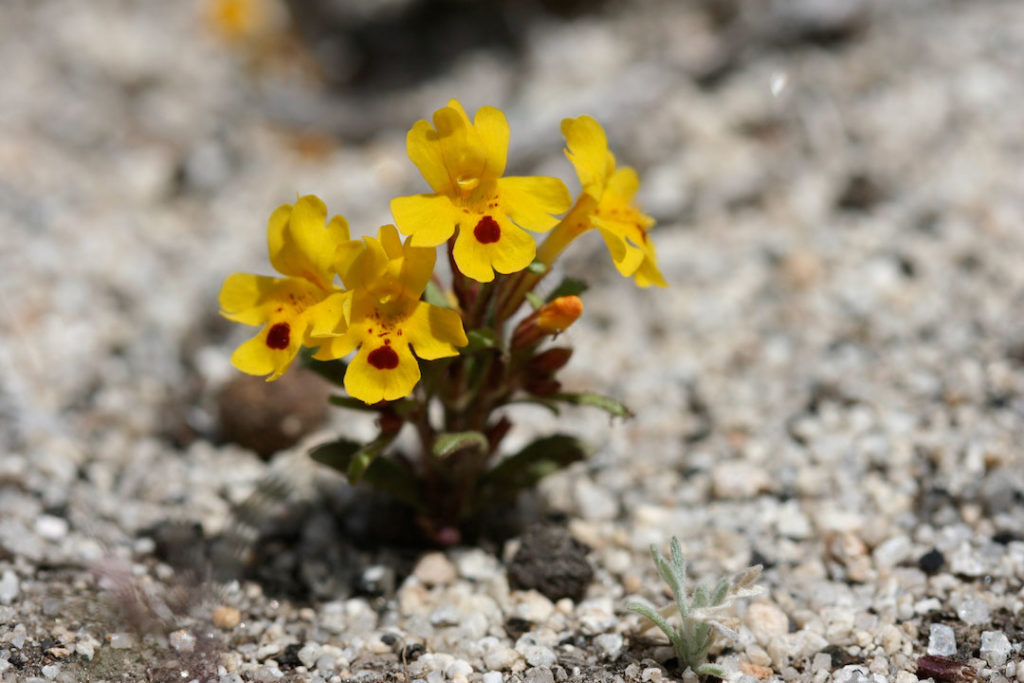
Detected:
left=537, top=296, right=583, bottom=333
left=512, top=296, right=584, bottom=349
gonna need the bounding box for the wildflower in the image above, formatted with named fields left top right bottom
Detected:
left=204, top=0, right=287, bottom=44
left=538, top=116, right=667, bottom=288
left=390, top=100, right=571, bottom=283
left=219, top=195, right=350, bottom=380
left=314, top=225, right=468, bottom=404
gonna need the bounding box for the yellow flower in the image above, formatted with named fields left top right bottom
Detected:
left=390, top=100, right=571, bottom=283
left=542, top=116, right=667, bottom=288
left=315, top=225, right=468, bottom=404
left=219, top=195, right=350, bottom=381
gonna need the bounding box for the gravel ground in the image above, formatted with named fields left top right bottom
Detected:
left=3, top=0, right=1024, bottom=681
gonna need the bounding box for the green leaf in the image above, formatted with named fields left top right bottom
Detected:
left=477, top=434, right=588, bottom=501
left=423, top=280, right=451, bottom=308
left=309, top=435, right=422, bottom=509
left=525, top=292, right=544, bottom=310
left=308, top=437, right=362, bottom=474
left=461, top=329, right=500, bottom=353
left=309, top=435, right=394, bottom=484
left=545, top=277, right=588, bottom=302
left=694, top=663, right=726, bottom=678
left=299, top=347, right=348, bottom=386
left=359, top=454, right=424, bottom=510
left=626, top=601, right=685, bottom=657
left=433, top=431, right=488, bottom=459
left=551, top=392, right=634, bottom=418
left=526, top=260, right=547, bottom=275
left=504, top=397, right=562, bottom=415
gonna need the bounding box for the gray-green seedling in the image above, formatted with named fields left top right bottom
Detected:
left=627, top=537, right=763, bottom=678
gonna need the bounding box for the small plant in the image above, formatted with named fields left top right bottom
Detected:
left=627, top=537, right=762, bottom=679
left=218, top=100, right=666, bottom=543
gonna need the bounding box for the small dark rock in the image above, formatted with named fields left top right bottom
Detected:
left=354, top=564, right=396, bottom=598
left=217, top=368, right=331, bottom=460
left=401, top=642, right=425, bottom=662
left=506, top=524, right=593, bottom=602
left=380, top=632, right=398, bottom=647
left=278, top=642, right=303, bottom=669
left=145, top=520, right=207, bottom=574
left=836, top=172, right=886, bottom=212
left=817, top=644, right=858, bottom=668
left=918, top=548, right=945, bottom=575
left=505, top=616, right=533, bottom=638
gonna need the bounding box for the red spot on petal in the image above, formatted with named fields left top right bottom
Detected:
left=266, top=322, right=290, bottom=350
left=474, top=215, right=501, bottom=244
left=368, top=345, right=399, bottom=370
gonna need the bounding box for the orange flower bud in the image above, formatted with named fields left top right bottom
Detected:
left=537, top=296, right=583, bottom=333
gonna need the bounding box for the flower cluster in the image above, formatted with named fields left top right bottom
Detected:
left=219, top=100, right=666, bottom=538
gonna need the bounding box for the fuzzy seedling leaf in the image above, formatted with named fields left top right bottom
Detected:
left=551, top=392, right=633, bottom=418
left=477, top=434, right=587, bottom=501
left=433, top=431, right=488, bottom=459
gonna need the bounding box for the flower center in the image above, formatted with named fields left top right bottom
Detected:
left=473, top=215, right=501, bottom=244
left=266, top=322, right=291, bottom=349
left=368, top=344, right=400, bottom=370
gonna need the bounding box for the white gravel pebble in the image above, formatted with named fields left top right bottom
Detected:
left=34, top=514, right=69, bottom=541
left=107, top=633, right=135, bottom=649
left=593, top=633, right=623, bottom=660
left=980, top=630, right=1011, bottom=667
left=927, top=623, right=956, bottom=656
left=0, top=571, right=19, bottom=605
left=414, top=552, right=458, bottom=586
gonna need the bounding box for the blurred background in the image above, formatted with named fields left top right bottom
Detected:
left=1, top=0, right=1023, bottom=532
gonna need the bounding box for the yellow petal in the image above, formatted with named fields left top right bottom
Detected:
left=606, top=166, right=641, bottom=203
left=267, top=195, right=344, bottom=288
left=597, top=226, right=644, bottom=277
left=391, top=193, right=463, bottom=247
left=230, top=320, right=303, bottom=381
left=305, top=290, right=350, bottom=339
left=342, top=233, right=388, bottom=290
left=474, top=105, right=510, bottom=181
left=219, top=273, right=277, bottom=325
left=633, top=253, right=668, bottom=288
left=452, top=213, right=536, bottom=282
left=334, top=239, right=366, bottom=286
left=498, top=176, right=571, bottom=234
left=407, top=119, right=456, bottom=195
left=562, top=116, right=613, bottom=197
left=344, top=339, right=421, bottom=403
left=266, top=203, right=294, bottom=277
left=405, top=302, right=467, bottom=360
left=399, top=238, right=437, bottom=298
left=379, top=224, right=404, bottom=259
left=312, top=328, right=359, bottom=361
